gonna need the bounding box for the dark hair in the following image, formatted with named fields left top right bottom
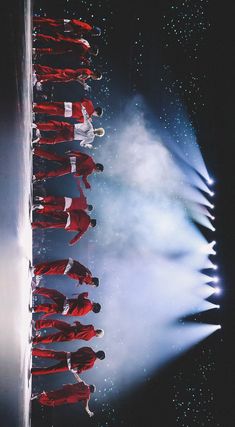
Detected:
left=92, top=302, right=101, bottom=313
left=93, top=70, right=102, bottom=80
left=94, top=107, right=103, bottom=117
left=96, top=350, right=105, bottom=360
left=87, top=204, right=93, bottom=211
left=90, top=219, right=96, bottom=227
left=95, top=163, right=104, bottom=172
left=92, top=277, right=99, bottom=287
left=92, top=26, right=101, bottom=36
left=89, top=384, right=96, bottom=393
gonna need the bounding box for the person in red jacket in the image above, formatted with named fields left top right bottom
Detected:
left=33, top=65, right=102, bottom=91
left=34, top=35, right=98, bottom=64
left=32, top=257, right=99, bottom=287
left=33, top=16, right=101, bottom=37
left=33, top=98, right=103, bottom=121
left=32, top=209, right=95, bottom=245
left=33, top=179, right=93, bottom=214
left=32, top=371, right=95, bottom=416
left=31, top=346, right=105, bottom=376
left=33, top=319, right=104, bottom=345
left=33, top=288, right=101, bottom=317
left=33, top=147, right=104, bottom=189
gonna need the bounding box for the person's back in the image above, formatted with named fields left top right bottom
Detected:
left=65, top=292, right=93, bottom=316
left=67, top=210, right=90, bottom=231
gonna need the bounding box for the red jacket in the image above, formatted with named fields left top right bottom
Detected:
left=35, top=65, right=95, bottom=82
left=71, top=346, right=97, bottom=372
left=70, top=19, right=93, bottom=33
left=71, top=322, right=96, bottom=340
left=72, top=99, right=95, bottom=121
left=67, top=151, right=96, bottom=190
left=36, top=319, right=96, bottom=341
left=68, top=197, right=88, bottom=210
left=66, top=210, right=91, bottom=245
left=68, top=260, right=92, bottom=284
left=65, top=292, right=93, bottom=316
left=39, top=382, right=90, bottom=406
left=73, top=154, right=96, bottom=189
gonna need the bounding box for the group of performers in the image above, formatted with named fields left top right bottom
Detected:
left=31, top=15, right=106, bottom=417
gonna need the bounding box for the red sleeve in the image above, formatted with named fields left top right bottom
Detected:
left=72, top=20, right=93, bottom=32
left=81, top=175, right=91, bottom=189
left=69, top=231, right=86, bottom=245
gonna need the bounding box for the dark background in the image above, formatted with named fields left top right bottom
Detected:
left=0, top=0, right=235, bottom=426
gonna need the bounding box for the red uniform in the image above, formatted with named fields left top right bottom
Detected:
left=37, top=33, right=90, bottom=48
left=32, top=210, right=91, bottom=245
left=34, top=33, right=91, bottom=59
left=34, top=64, right=95, bottom=83
left=33, top=99, right=95, bottom=121
left=33, top=17, right=93, bottom=35
left=34, top=147, right=97, bottom=188
left=37, top=382, right=90, bottom=407
left=36, top=120, right=75, bottom=144
left=37, top=183, right=88, bottom=213
left=34, top=288, right=94, bottom=317
left=32, top=346, right=97, bottom=375
left=33, top=319, right=96, bottom=344
left=34, top=258, right=93, bottom=284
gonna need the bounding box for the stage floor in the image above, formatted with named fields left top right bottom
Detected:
left=0, top=1, right=32, bottom=426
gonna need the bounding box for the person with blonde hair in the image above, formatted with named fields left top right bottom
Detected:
left=33, top=106, right=105, bottom=148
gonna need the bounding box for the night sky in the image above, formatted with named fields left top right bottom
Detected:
left=1, top=0, right=235, bottom=426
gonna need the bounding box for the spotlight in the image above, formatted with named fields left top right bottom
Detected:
left=214, top=287, right=221, bottom=295
left=212, top=227, right=216, bottom=232
left=210, top=204, right=215, bottom=209
left=207, top=178, right=214, bottom=185
left=212, top=265, right=218, bottom=270
left=211, top=216, right=215, bottom=220
left=210, top=191, right=215, bottom=197
left=215, top=304, right=220, bottom=309
left=218, top=325, right=222, bottom=329
left=212, top=277, right=219, bottom=283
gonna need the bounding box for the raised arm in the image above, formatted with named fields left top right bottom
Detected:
left=81, top=105, right=92, bottom=126
left=71, top=368, right=82, bottom=382
left=77, top=74, right=91, bottom=91
left=69, top=230, right=86, bottom=246
left=83, top=398, right=94, bottom=417
left=76, top=179, right=87, bottom=203
left=81, top=174, right=91, bottom=189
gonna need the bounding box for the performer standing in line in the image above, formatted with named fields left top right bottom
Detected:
left=32, top=209, right=96, bottom=245
left=33, top=98, right=103, bottom=121
left=33, top=65, right=102, bottom=90
left=33, top=35, right=98, bottom=61
left=33, top=107, right=105, bottom=147
left=31, top=346, right=105, bottom=376
left=32, top=257, right=99, bottom=287
left=33, top=179, right=93, bottom=213
left=33, top=16, right=101, bottom=37
left=32, top=371, right=96, bottom=416
left=33, top=288, right=101, bottom=317
left=33, top=148, right=104, bottom=189
left=32, top=319, right=104, bottom=345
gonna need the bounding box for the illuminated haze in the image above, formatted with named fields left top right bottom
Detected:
left=79, top=101, right=219, bottom=399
